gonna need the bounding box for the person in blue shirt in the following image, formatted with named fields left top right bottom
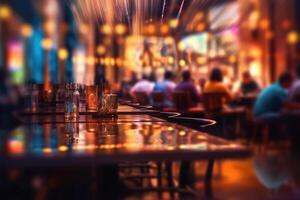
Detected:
left=153, top=70, right=176, bottom=107
left=254, top=72, right=293, bottom=119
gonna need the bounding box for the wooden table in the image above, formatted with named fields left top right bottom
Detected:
left=0, top=105, right=251, bottom=198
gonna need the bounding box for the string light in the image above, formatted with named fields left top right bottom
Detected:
left=21, top=24, right=33, bottom=38
left=0, top=5, right=12, bottom=19
left=287, top=31, right=299, bottom=45
left=58, top=48, right=69, bottom=60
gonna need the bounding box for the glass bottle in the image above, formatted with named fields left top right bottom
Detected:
left=64, top=83, right=72, bottom=122
left=71, top=83, right=80, bottom=121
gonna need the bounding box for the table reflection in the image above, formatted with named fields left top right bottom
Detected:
left=1, top=121, right=245, bottom=157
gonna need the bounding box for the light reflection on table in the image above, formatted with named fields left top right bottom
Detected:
left=2, top=121, right=247, bottom=157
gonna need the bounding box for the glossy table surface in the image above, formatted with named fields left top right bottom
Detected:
left=0, top=105, right=251, bottom=168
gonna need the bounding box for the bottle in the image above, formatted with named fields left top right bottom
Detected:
left=64, top=84, right=71, bottom=122
left=72, top=83, right=80, bottom=121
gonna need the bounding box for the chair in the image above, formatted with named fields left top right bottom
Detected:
left=202, top=92, right=225, bottom=112
left=133, top=92, right=150, bottom=105
left=172, top=91, right=191, bottom=112
left=151, top=92, right=165, bottom=109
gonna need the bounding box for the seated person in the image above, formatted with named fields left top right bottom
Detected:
left=289, top=65, right=300, bottom=102
left=203, top=67, right=232, bottom=103
left=153, top=70, right=176, bottom=107
left=254, top=72, right=294, bottom=120
left=174, top=70, right=200, bottom=107
left=130, top=74, right=155, bottom=97
left=240, top=71, right=260, bottom=96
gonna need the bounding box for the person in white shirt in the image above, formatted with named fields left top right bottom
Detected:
left=130, top=74, right=155, bottom=96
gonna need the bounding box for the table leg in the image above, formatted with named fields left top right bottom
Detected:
left=97, top=165, right=119, bottom=200
left=204, top=160, right=214, bottom=199
left=179, top=161, right=191, bottom=187
left=166, top=162, right=174, bottom=188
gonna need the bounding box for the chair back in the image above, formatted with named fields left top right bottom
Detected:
left=202, top=92, right=225, bottom=112
left=133, top=92, right=150, bottom=105
left=151, top=92, right=165, bottom=108
left=172, top=91, right=190, bottom=111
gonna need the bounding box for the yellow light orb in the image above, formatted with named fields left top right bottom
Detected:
left=168, top=56, right=174, bottom=65
left=165, top=36, right=174, bottom=45
left=177, top=42, right=185, bottom=52
left=58, top=48, right=69, bottom=60
left=86, top=56, right=95, bottom=65
left=41, top=38, right=53, bottom=50
left=0, top=5, right=12, bottom=19
left=115, top=24, right=126, bottom=35
left=179, top=59, right=186, bottom=67
left=169, top=19, right=178, bottom=29
left=21, top=24, right=33, bottom=38
left=196, top=56, right=207, bottom=65
left=101, top=24, right=112, bottom=35
left=96, top=45, right=106, bottom=55
left=110, top=58, right=116, bottom=66
left=105, top=57, right=110, bottom=66
left=287, top=31, right=299, bottom=45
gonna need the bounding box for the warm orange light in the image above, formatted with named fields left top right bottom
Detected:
left=287, top=31, right=299, bottom=45
left=179, top=59, right=186, bottom=67
left=86, top=56, right=95, bottom=65
left=110, top=57, right=116, bottom=66
left=80, top=23, right=89, bottom=34
left=43, top=20, right=56, bottom=36
left=21, top=24, right=33, bottom=38
left=259, top=19, right=270, bottom=30
left=250, top=48, right=262, bottom=57
left=58, top=145, right=68, bottom=152
left=196, top=56, right=207, bottom=65
left=177, top=42, right=185, bottom=51
left=116, top=58, right=123, bottom=66
left=41, top=38, right=53, bottom=50
left=0, top=5, right=12, bottom=19
left=196, top=23, right=206, bottom=32
left=96, top=45, right=106, bottom=55
left=195, top=12, right=204, bottom=20
left=160, top=24, right=169, bottom=34
left=169, top=19, right=178, bottom=29
left=228, top=55, right=237, bottom=64
left=115, top=24, right=126, bottom=35
left=146, top=24, right=156, bottom=34
left=168, top=56, right=175, bottom=65
left=101, top=24, right=112, bottom=35
left=58, top=48, right=69, bottom=60
left=165, top=36, right=174, bottom=45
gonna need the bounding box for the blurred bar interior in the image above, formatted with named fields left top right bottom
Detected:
left=1, top=0, right=300, bottom=199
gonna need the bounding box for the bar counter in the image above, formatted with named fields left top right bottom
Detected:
left=0, top=105, right=251, bottom=167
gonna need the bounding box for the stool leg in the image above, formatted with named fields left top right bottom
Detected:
left=205, top=160, right=215, bottom=199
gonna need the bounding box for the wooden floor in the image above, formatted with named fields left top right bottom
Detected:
left=124, top=145, right=300, bottom=200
